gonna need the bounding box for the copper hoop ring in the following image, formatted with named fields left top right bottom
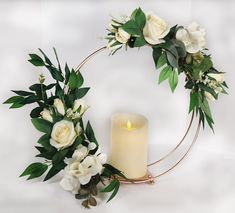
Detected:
left=74, top=46, right=201, bottom=183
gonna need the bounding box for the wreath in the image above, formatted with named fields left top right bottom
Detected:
left=3, top=7, right=228, bottom=208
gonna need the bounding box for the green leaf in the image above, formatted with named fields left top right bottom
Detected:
left=122, top=20, right=141, bottom=35
left=132, top=7, right=146, bottom=29
left=20, top=162, right=48, bottom=180
left=157, top=53, right=167, bottom=69
left=46, top=66, right=64, bottom=82
left=172, top=39, right=186, bottom=58
left=189, top=92, right=199, bottom=113
left=37, top=134, right=54, bottom=150
left=152, top=48, right=162, bottom=68
left=30, top=106, right=43, bottom=118
left=158, top=66, right=172, bottom=84
left=198, top=83, right=218, bottom=100
left=44, top=162, right=66, bottom=181
left=201, top=56, right=213, bottom=72
left=3, top=96, right=25, bottom=104
left=68, top=70, right=84, bottom=89
left=55, top=83, right=64, bottom=98
left=166, top=45, right=178, bottom=68
left=10, top=102, right=25, bottom=109
left=65, top=63, right=70, bottom=84
left=28, top=54, right=45, bottom=66
left=38, top=49, right=52, bottom=66
left=133, top=36, right=146, bottom=47
left=199, top=95, right=213, bottom=121
left=100, top=179, right=120, bottom=202
left=75, top=87, right=90, bottom=99
left=205, top=113, right=214, bottom=132
left=31, top=118, right=53, bottom=134
left=85, top=121, right=98, bottom=145
left=53, top=47, right=62, bottom=72
left=52, top=149, right=69, bottom=165
left=168, top=70, right=178, bottom=92
left=11, top=90, right=34, bottom=96
left=102, top=164, right=127, bottom=180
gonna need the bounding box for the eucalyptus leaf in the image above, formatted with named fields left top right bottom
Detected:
left=158, top=66, right=172, bottom=84
left=168, top=70, right=178, bottom=92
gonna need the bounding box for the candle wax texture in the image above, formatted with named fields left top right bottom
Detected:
left=109, top=113, right=148, bottom=179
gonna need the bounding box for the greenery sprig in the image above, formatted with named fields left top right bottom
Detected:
left=106, top=7, right=228, bottom=131
left=4, top=48, right=127, bottom=208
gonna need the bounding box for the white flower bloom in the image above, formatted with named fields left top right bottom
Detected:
left=143, top=13, right=170, bottom=45
left=73, top=99, right=88, bottom=115
left=50, top=120, right=77, bottom=149
left=72, top=143, right=97, bottom=162
left=75, top=122, right=82, bottom=135
left=207, top=73, right=224, bottom=84
left=204, top=91, right=215, bottom=101
left=115, top=28, right=130, bottom=44
left=54, top=98, right=65, bottom=115
left=69, top=156, right=101, bottom=185
left=107, top=39, right=122, bottom=51
left=40, top=109, right=53, bottom=122
left=60, top=173, right=80, bottom=194
left=176, top=22, right=206, bottom=53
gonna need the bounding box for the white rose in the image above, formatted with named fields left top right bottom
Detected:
left=54, top=98, right=65, bottom=115
left=176, top=22, right=206, bottom=53
left=73, top=99, right=88, bottom=115
left=60, top=173, right=80, bottom=194
left=207, top=73, right=224, bottom=84
left=205, top=91, right=215, bottom=101
left=69, top=156, right=100, bottom=185
left=50, top=120, right=76, bottom=149
left=107, top=39, right=122, bottom=51
left=40, top=109, right=53, bottom=122
left=143, top=13, right=170, bottom=45
left=115, top=28, right=130, bottom=44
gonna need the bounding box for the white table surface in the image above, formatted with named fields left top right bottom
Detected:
left=0, top=0, right=235, bottom=212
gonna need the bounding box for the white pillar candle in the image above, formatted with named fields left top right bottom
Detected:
left=109, top=113, right=148, bottom=179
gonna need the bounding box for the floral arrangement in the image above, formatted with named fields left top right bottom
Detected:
left=3, top=7, right=228, bottom=209
left=4, top=48, right=126, bottom=208
left=107, top=7, right=228, bottom=130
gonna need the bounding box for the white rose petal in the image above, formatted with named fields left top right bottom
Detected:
left=115, top=28, right=130, bottom=44
left=205, top=91, right=215, bottom=101
left=73, top=99, right=88, bottom=115
left=50, top=120, right=76, bottom=149
left=72, top=145, right=88, bottom=162
left=207, top=73, right=224, bottom=84
left=60, top=173, right=80, bottom=194
left=54, top=98, right=65, bottom=115
left=40, top=109, right=53, bottom=122
left=176, top=22, right=206, bottom=53
left=143, top=13, right=170, bottom=45
left=75, top=122, right=82, bottom=135
left=88, top=142, right=97, bottom=151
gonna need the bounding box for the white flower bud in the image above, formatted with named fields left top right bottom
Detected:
left=54, top=98, right=65, bottom=115
left=40, top=109, right=53, bottom=122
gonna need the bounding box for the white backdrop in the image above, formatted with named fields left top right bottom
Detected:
left=0, top=0, right=235, bottom=213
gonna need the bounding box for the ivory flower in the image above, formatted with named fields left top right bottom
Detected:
left=54, top=98, right=65, bottom=115
left=59, top=173, right=80, bottom=194
left=115, top=28, right=130, bottom=44
left=207, top=73, right=224, bottom=84
left=40, top=109, right=53, bottom=122
left=107, top=40, right=122, bottom=51
left=50, top=120, right=77, bottom=149
left=72, top=143, right=97, bottom=162
left=73, top=99, right=88, bottom=115
left=176, top=22, right=206, bottom=53
left=143, top=13, right=170, bottom=45
left=204, top=91, right=215, bottom=101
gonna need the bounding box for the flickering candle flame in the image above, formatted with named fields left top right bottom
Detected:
left=127, top=120, right=132, bottom=130
left=126, top=120, right=135, bottom=130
